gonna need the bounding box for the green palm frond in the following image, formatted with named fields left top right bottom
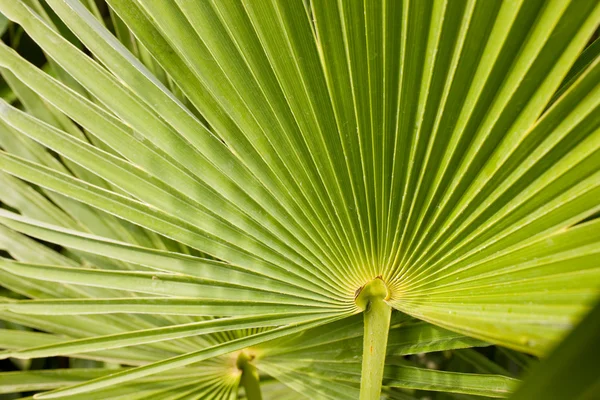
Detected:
left=510, top=298, right=600, bottom=399
left=0, top=0, right=598, bottom=399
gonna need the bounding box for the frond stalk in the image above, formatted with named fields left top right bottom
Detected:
left=356, top=277, right=392, bottom=400
left=237, top=351, right=263, bottom=400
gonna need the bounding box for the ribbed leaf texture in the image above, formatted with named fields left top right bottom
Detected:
left=0, top=0, right=598, bottom=399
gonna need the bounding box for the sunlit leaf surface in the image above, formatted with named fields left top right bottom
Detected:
left=0, top=0, right=598, bottom=398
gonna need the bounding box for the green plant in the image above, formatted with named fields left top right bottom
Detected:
left=0, top=0, right=598, bottom=399
left=510, top=297, right=600, bottom=400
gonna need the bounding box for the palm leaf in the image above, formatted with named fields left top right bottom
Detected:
left=0, top=0, right=598, bottom=398
left=510, top=298, right=600, bottom=399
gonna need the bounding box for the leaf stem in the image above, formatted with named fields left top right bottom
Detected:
left=237, top=351, right=263, bottom=400
left=356, top=277, right=392, bottom=400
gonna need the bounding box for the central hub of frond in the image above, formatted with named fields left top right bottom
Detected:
left=235, top=350, right=256, bottom=371
left=354, top=276, right=390, bottom=311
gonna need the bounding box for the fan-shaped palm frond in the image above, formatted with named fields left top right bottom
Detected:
left=0, top=0, right=598, bottom=399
